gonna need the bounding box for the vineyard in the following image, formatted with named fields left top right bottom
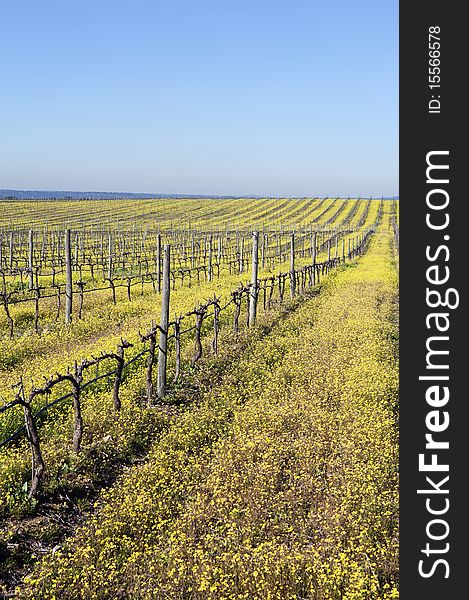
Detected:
left=0, top=197, right=399, bottom=599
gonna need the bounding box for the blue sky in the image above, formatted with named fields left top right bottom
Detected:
left=0, top=0, right=398, bottom=196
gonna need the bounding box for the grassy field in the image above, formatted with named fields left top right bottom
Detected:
left=0, top=198, right=398, bottom=599
left=0, top=197, right=368, bottom=230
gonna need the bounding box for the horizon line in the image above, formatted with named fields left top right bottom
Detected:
left=1, top=188, right=400, bottom=200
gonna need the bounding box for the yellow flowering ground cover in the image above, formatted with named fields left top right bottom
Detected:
left=21, top=208, right=398, bottom=599
left=1, top=199, right=379, bottom=346
left=3, top=224, right=379, bottom=525
left=0, top=200, right=379, bottom=450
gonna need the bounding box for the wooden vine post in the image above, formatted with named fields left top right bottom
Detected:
left=311, top=231, right=317, bottom=286
left=261, top=233, right=267, bottom=269
left=9, top=231, right=14, bottom=271
left=108, top=233, right=113, bottom=281
left=28, top=229, right=34, bottom=290
left=74, top=232, right=79, bottom=267
left=290, top=232, right=296, bottom=298
left=157, top=231, right=162, bottom=293
left=157, top=244, right=171, bottom=399
left=191, top=234, right=195, bottom=269
left=249, top=231, right=259, bottom=324
left=65, top=229, right=73, bottom=324
left=239, top=236, right=244, bottom=274
left=208, top=234, right=213, bottom=282
left=217, top=236, right=222, bottom=268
